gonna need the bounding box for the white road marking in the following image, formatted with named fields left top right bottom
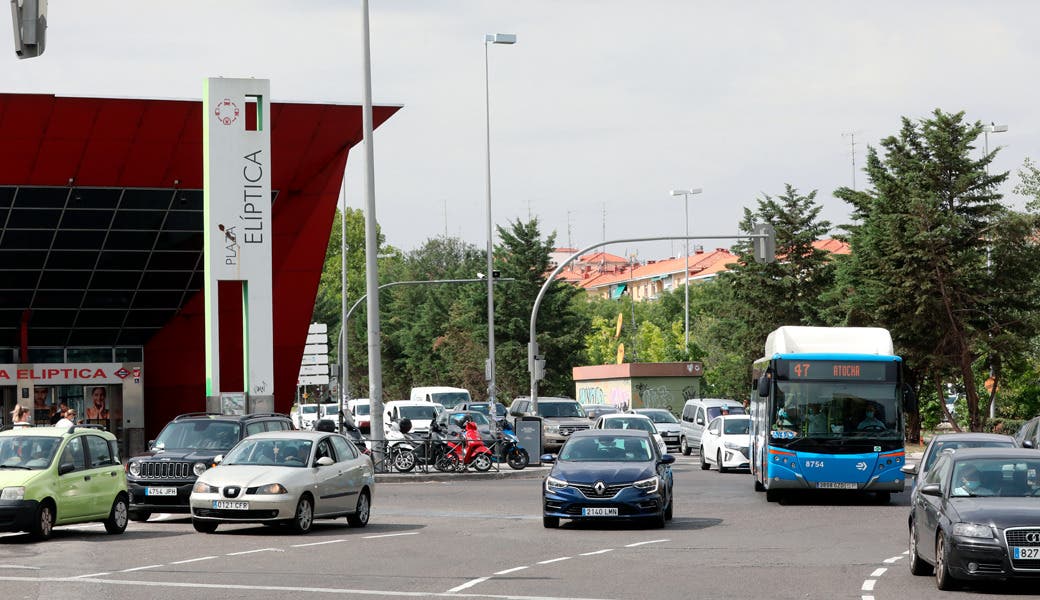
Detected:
left=446, top=577, right=490, bottom=593
left=0, top=576, right=618, bottom=600
left=862, top=596, right=875, bottom=600
left=362, top=532, right=420, bottom=539
left=624, top=539, right=669, bottom=547
left=579, top=549, right=613, bottom=556
left=292, top=539, right=347, bottom=548
left=170, top=556, right=217, bottom=565
left=536, top=557, right=572, bottom=565
left=882, top=556, right=903, bottom=564
left=861, top=579, right=876, bottom=591
left=227, top=547, right=282, bottom=556
left=0, top=565, right=39, bottom=570
left=73, top=572, right=111, bottom=579
left=121, top=564, right=162, bottom=573
left=902, top=550, right=909, bottom=554
left=870, top=568, right=887, bottom=577
left=493, top=566, right=528, bottom=575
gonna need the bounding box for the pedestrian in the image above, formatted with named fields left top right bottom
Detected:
left=51, top=401, right=69, bottom=425
left=10, top=404, right=31, bottom=427
left=55, top=408, right=76, bottom=428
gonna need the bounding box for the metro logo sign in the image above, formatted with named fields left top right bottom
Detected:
left=115, top=368, right=131, bottom=379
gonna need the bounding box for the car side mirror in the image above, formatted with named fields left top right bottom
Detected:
left=316, top=456, right=334, bottom=467
left=213, top=455, right=223, bottom=465
left=660, top=454, right=675, bottom=465
left=919, top=483, right=941, bottom=497
left=58, top=462, right=75, bottom=476
left=1024, top=440, right=1034, bottom=449
left=540, top=453, right=556, bottom=464
left=900, top=464, right=917, bottom=476
left=696, top=418, right=704, bottom=426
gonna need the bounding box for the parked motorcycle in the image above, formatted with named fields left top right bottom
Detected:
left=445, top=419, right=493, bottom=472
left=496, top=426, right=529, bottom=470
left=385, top=419, right=418, bottom=472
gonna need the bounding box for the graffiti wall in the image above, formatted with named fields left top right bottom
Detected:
left=576, top=377, right=699, bottom=415
left=576, top=379, right=632, bottom=410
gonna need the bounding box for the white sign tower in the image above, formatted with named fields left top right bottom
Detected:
left=203, top=78, right=274, bottom=414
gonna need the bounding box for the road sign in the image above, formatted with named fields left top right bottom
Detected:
left=299, top=364, right=328, bottom=376
left=298, top=375, right=330, bottom=385
left=308, top=323, right=327, bottom=334
left=306, top=333, right=328, bottom=345
left=301, top=354, right=329, bottom=365
left=304, top=344, right=328, bottom=355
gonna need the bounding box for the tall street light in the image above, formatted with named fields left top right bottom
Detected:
left=982, top=122, right=1007, bottom=420
left=669, top=188, right=703, bottom=350
left=484, top=32, right=516, bottom=407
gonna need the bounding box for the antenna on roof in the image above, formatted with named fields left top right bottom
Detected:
left=841, top=131, right=862, bottom=190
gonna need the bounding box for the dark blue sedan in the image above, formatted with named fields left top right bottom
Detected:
left=541, top=429, right=674, bottom=529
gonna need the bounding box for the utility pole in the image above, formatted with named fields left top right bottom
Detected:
left=842, top=131, right=860, bottom=190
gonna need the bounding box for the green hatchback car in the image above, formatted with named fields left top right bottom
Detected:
left=0, top=426, right=129, bottom=540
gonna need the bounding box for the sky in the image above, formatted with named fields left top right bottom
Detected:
left=5, top=1, right=1040, bottom=259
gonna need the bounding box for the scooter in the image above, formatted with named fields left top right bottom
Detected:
left=497, top=425, right=529, bottom=470
left=384, top=419, right=418, bottom=472
left=445, top=420, right=493, bottom=472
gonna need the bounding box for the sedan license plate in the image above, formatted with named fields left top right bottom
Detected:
left=581, top=507, right=619, bottom=517
left=145, top=486, right=177, bottom=496
left=212, top=500, right=249, bottom=510
left=816, top=482, right=858, bottom=490
left=1014, top=547, right=1040, bottom=560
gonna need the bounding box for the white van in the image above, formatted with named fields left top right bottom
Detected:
left=384, top=400, right=441, bottom=435
left=409, top=386, right=471, bottom=407
left=679, top=398, right=746, bottom=456
left=347, top=399, right=371, bottom=432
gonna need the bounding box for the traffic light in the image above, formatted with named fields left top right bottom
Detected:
left=12, top=0, right=47, bottom=59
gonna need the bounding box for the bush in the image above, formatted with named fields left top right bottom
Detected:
left=985, top=418, right=1025, bottom=437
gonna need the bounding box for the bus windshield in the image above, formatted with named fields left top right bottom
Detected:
left=772, top=381, right=901, bottom=440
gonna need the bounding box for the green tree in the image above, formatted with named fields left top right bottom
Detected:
left=834, top=110, right=1040, bottom=432
left=494, top=218, right=587, bottom=401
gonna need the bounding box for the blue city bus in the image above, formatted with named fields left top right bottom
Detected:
left=750, top=327, right=913, bottom=503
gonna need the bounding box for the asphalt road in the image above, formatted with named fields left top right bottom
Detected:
left=1, top=453, right=1036, bottom=600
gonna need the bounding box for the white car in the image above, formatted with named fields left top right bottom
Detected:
left=629, top=408, right=682, bottom=452
left=699, top=415, right=751, bottom=473
left=347, top=399, right=372, bottom=432
left=591, top=414, right=668, bottom=456
left=189, top=430, right=374, bottom=534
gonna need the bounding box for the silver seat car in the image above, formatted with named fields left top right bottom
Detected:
left=189, top=430, right=374, bottom=534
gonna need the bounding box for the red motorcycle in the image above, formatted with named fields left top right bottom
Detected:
left=445, top=420, right=493, bottom=472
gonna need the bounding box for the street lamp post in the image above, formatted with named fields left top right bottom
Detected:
left=982, top=122, right=1007, bottom=420
left=483, top=32, right=516, bottom=409
left=669, top=188, right=703, bottom=350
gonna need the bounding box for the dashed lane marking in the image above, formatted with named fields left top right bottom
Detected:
left=624, top=539, right=669, bottom=548
left=362, top=532, right=420, bottom=539
left=121, top=565, right=161, bottom=573
left=227, top=547, right=283, bottom=556
left=861, top=579, right=876, bottom=592
left=170, top=556, right=217, bottom=565
left=446, top=577, right=491, bottom=593
left=0, top=565, right=39, bottom=570
left=74, top=572, right=111, bottom=579
left=882, top=556, right=903, bottom=564
left=870, top=568, right=887, bottom=577
left=292, top=539, right=348, bottom=548
left=536, top=557, right=572, bottom=565
left=579, top=549, right=613, bottom=556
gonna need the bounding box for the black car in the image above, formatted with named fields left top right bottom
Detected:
left=908, top=448, right=1040, bottom=589
left=126, top=412, right=294, bottom=521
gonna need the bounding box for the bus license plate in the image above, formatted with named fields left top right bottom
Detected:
left=212, top=500, right=249, bottom=510
left=1014, top=547, right=1040, bottom=560
left=145, top=487, right=177, bottom=496
left=816, top=482, right=857, bottom=490
left=582, top=507, right=618, bottom=516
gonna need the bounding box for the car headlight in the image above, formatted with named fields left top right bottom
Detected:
left=634, top=476, right=660, bottom=493
left=545, top=476, right=568, bottom=491
left=0, top=487, right=25, bottom=501
left=128, top=461, right=141, bottom=477
left=545, top=424, right=561, bottom=434
left=250, top=483, right=288, bottom=495
left=724, top=441, right=743, bottom=450
left=193, top=462, right=208, bottom=476
left=952, top=523, right=992, bottom=539
left=192, top=481, right=218, bottom=494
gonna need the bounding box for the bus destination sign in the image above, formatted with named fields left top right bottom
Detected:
left=781, top=360, right=890, bottom=381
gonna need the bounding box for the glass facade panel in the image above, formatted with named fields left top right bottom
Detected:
left=115, top=347, right=143, bottom=362
left=27, top=348, right=64, bottom=363
left=66, top=348, right=113, bottom=362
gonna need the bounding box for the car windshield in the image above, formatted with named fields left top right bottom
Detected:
left=300, top=405, right=318, bottom=415
left=468, top=403, right=506, bottom=417
left=0, top=436, right=61, bottom=470
left=452, top=412, right=490, bottom=427
left=154, top=420, right=240, bottom=451
left=352, top=404, right=370, bottom=416
left=602, top=417, right=656, bottom=433
left=950, top=457, right=1040, bottom=498
left=924, top=439, right=1016, bottom=472
left=538, top=402, right=586, bottom=418
left=773, top=382, right=900, bottom=439
left=320, top=404, right=338, bottom=417
left=559, top=436, right=653, bottom=462
left=431, top=392, right=470, bottom=405
left=399, top=405, right=438, bottom=420
left=639, top=410, right=679, bottom=424
left=724, top=418, right=751, bottom=435
left=707, top=405, right=746, bottom=420
left=224, top=439, right=313, bottom=467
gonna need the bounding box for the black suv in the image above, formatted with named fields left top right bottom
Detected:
left=126, top=412, right=294, bottom=521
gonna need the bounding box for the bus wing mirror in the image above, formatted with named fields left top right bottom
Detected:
left=902, top=384, right=918, bottom=412
left=757, top=376, right=770, bottom=398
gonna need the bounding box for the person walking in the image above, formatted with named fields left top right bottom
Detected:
left=10, top=404, right=31, bottom=427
